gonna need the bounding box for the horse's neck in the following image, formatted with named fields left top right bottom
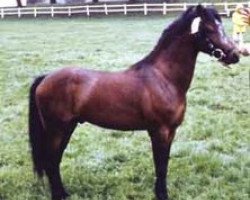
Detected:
left=152, top=35, right=198, bottom=93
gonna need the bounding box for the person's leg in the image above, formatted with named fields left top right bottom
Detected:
left=239, top=32, right=244, bottom=49
left=233, top=32, right=240, bottom=47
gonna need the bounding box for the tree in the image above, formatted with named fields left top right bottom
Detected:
left=16, top=0, right=23, bottom=7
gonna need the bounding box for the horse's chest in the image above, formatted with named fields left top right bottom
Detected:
left=146, top=94, right=186, bottom=128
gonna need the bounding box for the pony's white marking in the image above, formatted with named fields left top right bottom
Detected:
left=191, top=17, right=201, bottom=34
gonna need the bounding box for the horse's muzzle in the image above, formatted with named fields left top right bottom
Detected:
left=220, top=49, right=240, bottom=65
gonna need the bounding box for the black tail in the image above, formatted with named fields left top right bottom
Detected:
left=28, top=75, right=46, bottom=177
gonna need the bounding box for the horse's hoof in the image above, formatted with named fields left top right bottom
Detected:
left=62, top=191, right=70, bottom=200
left=155, top=180, right=168, bottom=200
left=156, top=193, right=168, bottom=200
left=52, top=191, right=69, bottom=200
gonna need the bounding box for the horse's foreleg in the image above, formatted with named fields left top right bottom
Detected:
left=149, top=127, right=176, bottom=200
left=45, top=121, right=77, bottom=200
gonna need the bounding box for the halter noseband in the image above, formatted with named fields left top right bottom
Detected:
left=206, top=38, right=225, bottom=60
left=194, top=32, right=226, bottom=61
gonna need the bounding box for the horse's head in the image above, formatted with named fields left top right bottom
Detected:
left=191, top=5, right=240, bottom=65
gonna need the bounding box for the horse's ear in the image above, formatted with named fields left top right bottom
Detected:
left=191, top=5, right=207, bottom=34
left=196, top=4, right=206, bottom=19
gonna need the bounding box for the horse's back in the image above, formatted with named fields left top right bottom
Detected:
left=35, top=67, right=147, bottom=129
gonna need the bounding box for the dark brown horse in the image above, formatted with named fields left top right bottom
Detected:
left=29, top=5, right=239, bottom=200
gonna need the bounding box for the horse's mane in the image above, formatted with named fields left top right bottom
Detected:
left=132, top=6, right=221, bottom=70
left=155, top=6, right=198, bottom=49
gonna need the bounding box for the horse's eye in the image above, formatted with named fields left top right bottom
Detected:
left=203, top=23, right=217, bottom=34
left=206, top=28, right=216, bottom=34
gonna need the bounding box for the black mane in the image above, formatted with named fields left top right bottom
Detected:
left=132, top=6, right=198, bottom=69
left=132, top=6, right=220, bottom=69
left=157, top=6, right=221, bottom=49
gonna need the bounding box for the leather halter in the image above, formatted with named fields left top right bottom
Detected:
left=194, top=32, right=227, bottom=60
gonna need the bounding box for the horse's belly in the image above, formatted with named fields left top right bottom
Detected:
left=88, top=120, right=145, bottom=131
left=82, top=109, right=146, bottom=131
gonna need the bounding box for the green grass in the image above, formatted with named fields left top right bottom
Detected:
left=0, top=16, right=249, bottom=200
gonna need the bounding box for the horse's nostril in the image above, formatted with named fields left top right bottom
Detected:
left=231, top=53, right=239, bottom=63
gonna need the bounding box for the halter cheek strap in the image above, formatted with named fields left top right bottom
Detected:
left=190, top=17, right=226, bottom=60
left=194, top=32, right=226, bottom=60
left=205, top=38, right=225, bottom=60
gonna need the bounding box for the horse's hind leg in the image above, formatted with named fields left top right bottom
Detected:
left=44, top=120, right=77, bottom=200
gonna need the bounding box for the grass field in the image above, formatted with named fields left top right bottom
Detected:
left=0, top=16, right=249, bottom=200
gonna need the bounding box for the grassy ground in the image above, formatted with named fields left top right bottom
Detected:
left=0, top=16, right=249, bottom=200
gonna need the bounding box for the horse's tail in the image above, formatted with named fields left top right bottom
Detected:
left=28, top=75, right=46, bottom=177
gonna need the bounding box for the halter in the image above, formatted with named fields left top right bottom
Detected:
left=190, top=16, right=229, bottom=61
left=194, top=32, right=226, bottom=61
left=205, top=37, right=225, bottom=60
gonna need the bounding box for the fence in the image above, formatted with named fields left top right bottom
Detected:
left=1, top=2, right=250, bottom=18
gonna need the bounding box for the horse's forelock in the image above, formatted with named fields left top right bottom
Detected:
left=189, top=6, right=222, bottom=34
left=202, top=7, right=222, bottom=23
